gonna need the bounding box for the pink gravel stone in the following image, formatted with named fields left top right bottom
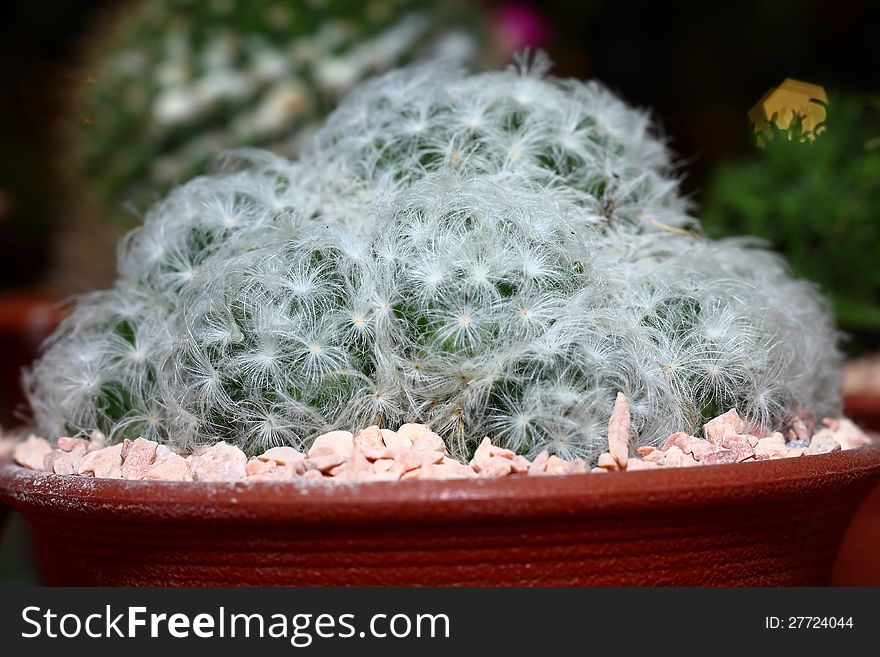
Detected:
left=189, top=442, right=247, bottom=481
left=430, top=462, right=476, bottom=479
left=528, top=450, right=550, bottom=475
left=309, top=430, right=354, bottom=458
left=808, top=431, right=841, bottom=454
left=636, top=446, right=656, bottom=456
left=567, top=459, right=588, bottom=474
left=353, top=426, right=384, bottom=450
left=246, top=458, right=276, bottom=476
left=301, top=469, right=325, bottom=481
left=51, top=438, right=90, bottom=475
left=662, top=433, right=720, bottom=460
left=755, top=432, right=787, bottom=458
left=510, top=455, right=532, bottom=474
left=479, top=456, right=514, bottom=477
left=626, top=458, right=660, bottom=471
left=12, top=436, right=53, bottom=471
left=591, top=467, right=608, bottom=473
left=120, top=438, right=159, bottom=480
left=607, top=392, right=631, bottom=468
left=658, top=446, right=700, bottom=468
left=396, top=423, right=432, bottom=444
left=77, top=444, right=123, bottom=479
left=373, top=458, right=397, bottom=473
left=380, top=429, right=410, bottom=450
left=545, top=455, right=571, bottom=475
left=470, top=437, right=494, bottom=470
left=305, top=453, right=348, bottom=473
left=412, top=431, right=446, bottom=453
left=722, top=435, right=757, bottom=451
left=827, top=418, right=871, bottom=450
left=596, top=452, right=619, bottom=470
left=703, top=409, right=744, bottom=446
left=698, top=449, right=739, bottom=465
left=146, top=453, right=192, bottom=481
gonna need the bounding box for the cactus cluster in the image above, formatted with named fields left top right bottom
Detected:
left=28, top=56, right=842, bottom=461
left=59, top=0, right=491, bottom=290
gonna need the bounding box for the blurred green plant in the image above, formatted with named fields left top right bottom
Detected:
left=701, top=93, right=880, bottom=351
left=58, top=0, right=493, bottom=291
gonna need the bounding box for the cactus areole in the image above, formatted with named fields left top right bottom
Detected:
left=26, top=55, right=842, bottom=464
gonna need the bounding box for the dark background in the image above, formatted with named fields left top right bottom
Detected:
left=2, top=0, right=878, bottom=290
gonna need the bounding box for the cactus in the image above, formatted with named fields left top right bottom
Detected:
left=58, top=0, right=492, bottom=290
left=27, top=56, right=842, bottom=462
left=701, top=93, right=880, bottom=352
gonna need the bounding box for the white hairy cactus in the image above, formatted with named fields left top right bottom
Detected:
left=26, top=55, right=841, bottom=461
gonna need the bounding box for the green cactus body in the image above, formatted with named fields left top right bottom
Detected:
left=29, top=56, right=842, bottom=462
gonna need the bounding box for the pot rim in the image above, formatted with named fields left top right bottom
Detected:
left=2, top=446, right=879, bottom=525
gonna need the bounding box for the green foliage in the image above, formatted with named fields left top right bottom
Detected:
left=701, top=94, right=880, bottom=348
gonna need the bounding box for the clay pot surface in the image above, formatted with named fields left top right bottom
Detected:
left=2, top=446, right=879, bottom=586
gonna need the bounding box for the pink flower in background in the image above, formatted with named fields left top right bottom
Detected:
left=493, top=3, right=552, bottom=52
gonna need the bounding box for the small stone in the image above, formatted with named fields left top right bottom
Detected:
left=596, top=452, right=619, bottom=470
left=626, top=458, right=660, bottom=471
left=12, top=436, right=53, bottom=471
left=827, top=418, right=872, bottom=450
left=659, top=446, right=700, bottom=468
left=479, top=456, right=513, bottom=477
left=353, top=426, right=384, bottom=450
left=412, top=431, right=446, bottom=453
left=260, top=446, right=306, bottom=469
left=431, top=462, right=477, bottom=479
left=373, top=458, right=398, bottom=473
left=146, top=453, right=192, bottom=481
left=488, top=443, right=517, bottom=460
left=510, top=455, right=532, bottom=474
left=305, top=453, right=348, bottom=473
left=189, top=442, right=247, bottom=482
left=469, top=437, right=494, bottom=471
left=698, top=449, right=739, bottom=465
left=528, top=450, right=550, bottom=475
left=120, top=438, right=159, bottom=480
left=335, top=448, right=373, bottom=480
left=396, top=423, right=432, bottom=444
left=87, top=431, right=107, bottom=451
left=380, top=429, right=410, bottom=450
left=57, top=436, right=90, bottom=453
left=77, top=444, right=123, bottom=479
left=755, top=432, right=787, bottom=458
left=309, top=430, right=354, bottom=458
left=722, top=435, right=758, bottom=450
left=51, top=438, right=90, bottom=475
left=636, top=446, right=657, bottom=456
left=545, top=455, right=571, bottom=475
left=722, top=435, right=756, bottom=453
left=662, top=433, right=720, bottom=460
left=246, top=457, right=276, bottom=477
left=786, top=439, right=809, bottom=449
left=301, top=469, right=325, bottom=481
left=785, top=448, right=809, bottom=458
left=703, top=409, right=744, bottom=446
left=808, top=430, right=842, bottom=454
left=566, top=458, right=589, bottom=474
left=361, top=446, right=395, bottom=461
left=591, top=467, right=609, bottom=473
left=607, top=392, right=631, bottom=468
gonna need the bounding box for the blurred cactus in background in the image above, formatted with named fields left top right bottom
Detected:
left=701, top=93, right=880, bottom=353
left=57, top=0, right=499, bottom=292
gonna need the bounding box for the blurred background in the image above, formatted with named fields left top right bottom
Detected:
left=1, top=0, right=878, bottom=584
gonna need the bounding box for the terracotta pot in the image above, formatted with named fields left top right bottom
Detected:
left=831, top=398, right=880, bottom=584
left=2, top=447, right=879, bottom=587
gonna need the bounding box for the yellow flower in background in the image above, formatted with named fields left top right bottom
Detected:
left=749, top=78, right=828, bottom=144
